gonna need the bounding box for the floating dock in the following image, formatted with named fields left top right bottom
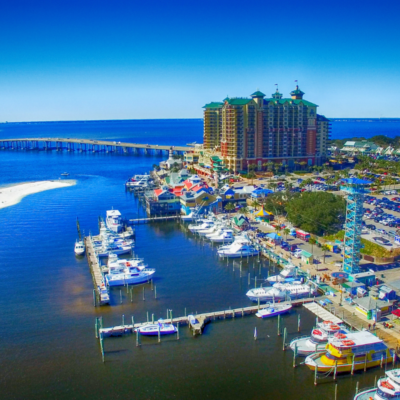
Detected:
left=85, top=236, right=110, bottom=305
left=97, top=297, right=316, bottom=338
left=303, top=302, right=342, bottom=324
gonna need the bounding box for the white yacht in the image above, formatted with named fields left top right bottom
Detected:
left=94, top=241, right=133, bottom=258
left=289, top=321, right=348, bottom=356
left=74, top=239, right=85, bottom=255
left=135, top=320, right=177, bottom=336
left=267, top=264, right=298, bottom=283
left=105, top=266, right=155, bottom=286
left=106, top=210, right=123, bottom=233
left=125, top=174, right=153, bottom=187
left=209, top=230, right=235, bottom=243
left=217, top=242, right=259, bottom=258
left=256, top=303, right=292, bottom=318
left=197, top=224, right=220, bottom=237
left=107, top=254, right=148, bottom=273
left=188, top=220, right=214, bottom=233
left=246, top=286, right=285, bottom=302
left=355, top=368, right=400, bottom=400
left=273, top=282, right=317, bottom=298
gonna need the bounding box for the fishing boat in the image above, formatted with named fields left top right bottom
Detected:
left=188, top=220, right=215, bottom=233
left=209, top=230, right=235, bottom=243
left=105, top=266, right=155, bottom=286
left=197, top=224, right=220, bottom=237
left=107, top=254, right=148, bottom=272
left=74, top=240, right=85, bottom=255
left=256, top=303, right=292, bottom=318
left=106, top=209, right=123, bottom=233
left=290, top=321, right=348, bottom=356
left=217, top=242, right=259, bottom=258
left=246, top=286, right=285, bottom=302
left=267, top=264, right=297, bottom=283
left=94, top=242, right=133, bottom=257
left=305, top=330, right=394, bottom=373
left=135, top=320, right=177, bottom=336
left=354, top=368, right=400, bottom=399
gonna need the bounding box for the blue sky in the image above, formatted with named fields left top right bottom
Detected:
left=1, top=0, right=400, bottom=121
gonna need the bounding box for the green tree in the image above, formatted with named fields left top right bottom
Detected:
left=285, top=192, right=346, bottom=235
left=321, top=244, right=330, bottom=264
left=251, top=199, right=260, bottom=210
left=238, top=206, right=249, bottom=216
left=224, top=203, right=235, bottom=213
left=283, top=227, right=290, bottom=240
left=269, top=182, right=278, bottom=192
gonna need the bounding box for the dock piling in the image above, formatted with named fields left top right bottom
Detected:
left=314, top=365, right=318, bottom=386
left=154, top=285, right=157, bottom=299
left=120, top=290, right=122, bottom=304
left=351, top=354, right=355, bottom=375
left=152, top=313, right=154, bottom=324
left=293, top=342, right=297, bottom=367
left=282, top=327, right=287, bottom=351
left=278, top=314, right=281, bottom=336
left=297, top=314, right=301, bottom=332
left=158, top=325, right=161, bottom=343
left=254, top=327, right=257, bottom=340
left=334, top=384, right=338, bottom=400
left=147, top=312, right=149, bottom=323
left=177, top=322, right=179, bottom=340
left=122, top=314, right=125, bottom=326
left=143, top=286, right=145, bottom=301
left=93, top=289, right=96, bottom=307
left=333, top=361, right=337, bottom=380
left=355, top=381, right=359, bottom=395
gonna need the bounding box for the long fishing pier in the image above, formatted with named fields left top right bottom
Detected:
left=0, top=138, right=193, bottom=155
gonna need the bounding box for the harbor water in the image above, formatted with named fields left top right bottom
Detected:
left=1, top=119, right=399, bottom=399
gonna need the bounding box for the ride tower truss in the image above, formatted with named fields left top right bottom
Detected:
left=340, top=178, right=371, bottom=274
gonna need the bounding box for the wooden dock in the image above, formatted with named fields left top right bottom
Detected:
left=128, top=215, right=181, bottom=225
left=85, top=236, right=110, bottom=305
left=98, top=297, right=316, bottom=338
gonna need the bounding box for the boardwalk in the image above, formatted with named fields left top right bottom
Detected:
left=128, top=215, right=181, bottom=224
left=0, top=137, right=193, bottom=155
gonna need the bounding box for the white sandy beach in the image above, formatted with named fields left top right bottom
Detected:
left=0, top=180, right=76, bottom=209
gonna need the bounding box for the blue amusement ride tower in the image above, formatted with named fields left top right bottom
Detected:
left=340, top=178, right=372, bottom=274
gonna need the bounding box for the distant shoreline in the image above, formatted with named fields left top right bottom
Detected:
left=0, top=180, right=76, bottom=210
left=1, top=117, right=399, bottom=125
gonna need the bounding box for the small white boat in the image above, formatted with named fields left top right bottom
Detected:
left=267, top=264, right=297, bottom=283
left=197, top=224, right=219, bottom=236
left=218, top=242, right=259, bottom=258
left=107, top=253, right=148, bottom=273
left=61, top=172, right=69, bottom=176
left=106, top=209, right=123, bottom=233
left=188, top=314, right=199, bottom=325
left=246, top=287, right=284, bottom=302
left=105, top=266, right=155, bottom=286
left=188, top=220, right=214, bottom=233
left=181, top=212, right=194, bottom=222
left=135, top=320, right=177, bottom=336
left=209, top=230, right=234, bottom=243
left=74, top=239, right=85, bottom=255
left=256, top=303, right=292, bottom=318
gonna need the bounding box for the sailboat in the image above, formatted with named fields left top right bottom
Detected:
left=74, top=217, right=85, bottom=256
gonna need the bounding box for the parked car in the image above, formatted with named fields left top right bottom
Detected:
left=373, top=237, right=391, bottom=245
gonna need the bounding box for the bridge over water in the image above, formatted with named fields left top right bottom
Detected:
left=0, top=138, right=194, bottom=155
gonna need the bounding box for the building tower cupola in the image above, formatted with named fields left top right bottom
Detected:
left=272, top=88, right=282, bottom=99
left=251, top=90, right=265, bottom=107
left=290, top=85, right=305, bottom=100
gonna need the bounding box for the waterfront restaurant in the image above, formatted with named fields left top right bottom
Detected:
left=353, top=296, right=394, bottom=321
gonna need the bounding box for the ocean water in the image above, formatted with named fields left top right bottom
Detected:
left=0, top=119, right=397, bottom=400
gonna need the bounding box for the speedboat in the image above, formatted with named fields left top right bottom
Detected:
left=106, top=209, right=123, bottom=233
left=74, top=239, right=85, bottom=255
left=94, top=242, right=133, bottom=258
left=61, top=172, right=69, bottom=176
left=217, top=242, right=259, bottom=258
left=188, top=220, right=214, bottom=233
left=256, top=303, right=292, bottom=318
left=105, top=266, right=155, bottom=286
left=246, top=287, right=285, bottom=302
left=290, top=321, right=348, bottom=356
left=354, top=368, right=400, bottom=399
left=267, top=264, right=297, bottom=283
left=209, top=230, right=235, bottom=243
left=272, top=282, right=317, bottom=299
left=305, top=330, right=394, bottom=373
left=135, top=320, right=177, bottom=336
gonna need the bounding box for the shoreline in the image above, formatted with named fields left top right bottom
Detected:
left=0, top=180, right=76, bottom=209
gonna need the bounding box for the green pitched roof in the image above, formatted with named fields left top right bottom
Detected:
left=226, top=98, right=253, bottom=105
left=203, top=102, right=223, bottom=109
left=290, top=86, right=305, bottom=96
left=264, top=98, right=318, bottom=107
left=251, top=91, right=265, bottom=97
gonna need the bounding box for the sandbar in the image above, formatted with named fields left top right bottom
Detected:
left=0, top=180, right=76, bottom=209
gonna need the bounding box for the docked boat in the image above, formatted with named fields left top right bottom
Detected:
left=188, top=220, right=214, bottom=233
left=94, top=242, right=133, bottom=257
left=135, top=320, right=177, bottom=336
left=290, top=321, right=348, bottom=356
left=273, top=282, right=317, bottom=298
left=256, top=303, right=292, bottom=318
left=106, top=209, right=123, bottom=233
left=267, top=264, right=297, bottom=283
left=74, top=239, right=85, bottom=255
left=125, top=174, right=153, bottom=188
left=217, top=242, right=259, bottom=258
left=197, top=224, right=220, bottom=237
left=209, top=230, right=235, bottom=243
left=107, top=254, right=148, bottom=273
left=181, top=212, right=194, bottom=222
left=246, top=286, right=285, bottom=302
left=354, top=368, right=400, bottom=400
left=105, top=266, right=155, bottom=286
left=305, top=330, right=394, bottom=373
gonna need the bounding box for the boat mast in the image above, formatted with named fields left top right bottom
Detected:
left=76, top=217, right=82, bottom=241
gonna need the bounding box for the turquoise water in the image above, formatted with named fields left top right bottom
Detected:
left=0, top=119, right=395, bottom=399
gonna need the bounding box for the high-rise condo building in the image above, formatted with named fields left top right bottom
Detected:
left=202, top=86, right=330, bottom=172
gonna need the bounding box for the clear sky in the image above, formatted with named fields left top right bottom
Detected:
left=1, top=0, right=400, bottom=121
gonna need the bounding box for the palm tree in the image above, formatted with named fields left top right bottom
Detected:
left=308, top=237, right=316, bottom=258
left=269, top=182, right=278, bottom=192
left=224, top=203, right=235, bottom=213
left=238, top=206, right=249, bottom=216
left=251, top=199, right=260, bottom=210
left=321, top=244, right=330, bottom=264
left=283, top=227, right=290, bottom=241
